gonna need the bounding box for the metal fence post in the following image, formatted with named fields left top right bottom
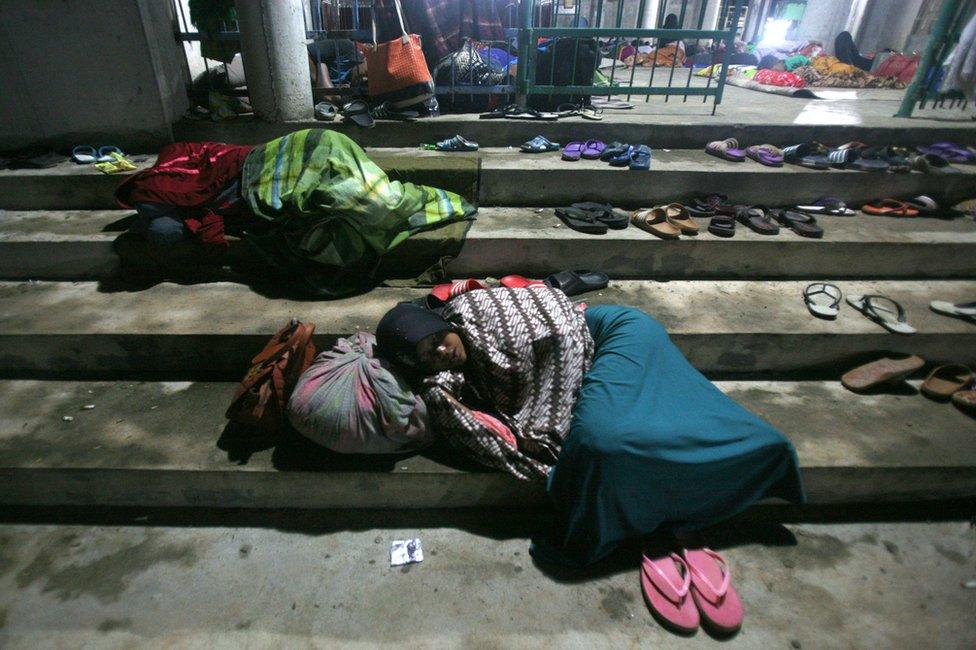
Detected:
left=895, top=0, right=963, bottom=118
left=516, top=0, right=534, bottom=104
left=710, top=0, right=743, bottom=115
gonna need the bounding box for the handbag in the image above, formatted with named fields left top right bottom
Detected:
left=367, top=0, right=434, bottom=109
left=225, top=319, right=317, bottom=433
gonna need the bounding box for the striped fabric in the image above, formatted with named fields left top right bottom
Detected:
left=241, top=129, right=476, bottom=295
left=423, top=287, right=594, bottom=480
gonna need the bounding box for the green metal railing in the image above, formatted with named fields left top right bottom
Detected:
left=516, top=0, right=745, bottom=115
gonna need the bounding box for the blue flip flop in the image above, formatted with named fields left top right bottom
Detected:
left=96, top=146, right=124, bottom=163
left=630, top=144, right=651, bottom=170
left=71, top=145, right=97, bottom=164
left=607, top=144, right=635, bottom=167
left=521, top=135, right=560, bottom=153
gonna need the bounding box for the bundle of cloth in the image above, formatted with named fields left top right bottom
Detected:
left=792, top=55, right=904, bottom=88
left=624, top=42, right=686, bottom=68
left=754, top=69, right=806, bottom=88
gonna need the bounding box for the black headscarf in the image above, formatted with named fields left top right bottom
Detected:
left=375, top=302, right=452, bottom=372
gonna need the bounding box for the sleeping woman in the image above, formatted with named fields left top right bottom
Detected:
left=376, top=286, right=804, bottom=566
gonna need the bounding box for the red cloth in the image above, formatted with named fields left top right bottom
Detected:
left=115, top=142, right=253, bottom=245
left=754, top=69, right=806, bottom=88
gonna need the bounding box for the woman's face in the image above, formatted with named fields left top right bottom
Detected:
left=416, top=330, right=467, bottom=372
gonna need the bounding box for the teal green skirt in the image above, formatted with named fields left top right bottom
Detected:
left=533, top=305, right=805, bottom=566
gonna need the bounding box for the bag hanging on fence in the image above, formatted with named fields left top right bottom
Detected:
left=528, top=37, right=600, bottom=111
left=225, top=319, right=317, bottom=434
left=367, top=0, right=435, bottom=109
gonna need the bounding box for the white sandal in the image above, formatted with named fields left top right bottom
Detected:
left=803, top=283, right=842, bottom=319
left=847, top=294, right=916, bottom=335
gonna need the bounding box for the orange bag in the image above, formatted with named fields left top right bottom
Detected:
left=367, top=0, right=434, bottom=108
left=225, top=319, right=316, bottom=434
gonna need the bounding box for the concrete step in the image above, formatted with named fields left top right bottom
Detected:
left=1, top=279, right=974, bottom=379
left=0, top=378, right=973, bottom=509
left=174, top=113, right=976, bottom=150
left=4, top=208, right=976, bottom=282
left=2, top=149, right=972, bottom=210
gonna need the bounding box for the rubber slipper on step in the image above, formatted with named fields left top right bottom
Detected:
left=772, top=209, right=823, bottom=238
left=795, top=198, right=855, bottom=216
left=683, top=548, right=742, bottom=635
left=847, top=294, right=916, bottom=334
left=640, top=551, right=700, bottom=634
left=629, top=144, right=651, bottom=170
left=556, top=207, right=607, bottom=234
left=929, top=300, right=976, bottom=320
left=736, top=206, right=779, bottom=235
left=571, top=202, right=629, bottom=230
left=862, top=199, right=918, bottom=217
left=581, top=140, right=606, bottom=159
left=905, top=195, right=939, bottom=214
left=545, top=270, right=609, bottom=296
left=600, top=142, right=628, bottom=161
left=707, top=211, right=736, bottom=238
left=921, top=364, right=974, bottom=400
left=803, top=283, right=841, bottom=319
left=952, top=388, right=976, bottom=416
left=662, top=203, right=699, bottom=234
left=841, top=355, right=925, bottom=393
left=71, top=145, right=97, bottom=164
left=96, top=146, right=124, bottom=163
left=607, top=145, right=635, bottom=167
left=431, top=278, right=487, bottom=302
left=499, top=275, right=547, bottom=289
left=705, top=138, right=745, bottom=162
left=745, top=144, right=784, bottom=167
left=631, top=208, right=681, bottom=239
left=435, top=135, right=479, bottom=152
left=521, top=135, right=560, bottom=153
left=562, top=141, right=585, bottom=161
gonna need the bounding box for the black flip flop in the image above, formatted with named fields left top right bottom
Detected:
left=772, top=209, right=824, bottom=238
left=343, top=99, right=374, bottom=128
left=545, top=270, right=609, bottom=296
left=736, top=206, right=780, bottom=235
left=571, top=202, right=629, bottom=230
left=783, top=142, right=831, bottom=170
left=555, top=207, right=608, bottom=234
left=707, top=210, right=736, bottom=238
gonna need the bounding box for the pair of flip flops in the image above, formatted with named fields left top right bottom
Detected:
left=770, top=209, right=823, bottom=238
left=72, top=145, right=125, bottom=164
left=521, top=135, right=560, bottom=153
left=562, top=140, right=605, bottom=161
left=555, top=202, right=629, bottom=234
left=782, top=142, right=831, bottom=169
left=479, top=104, right=559, bottom=121
left=641, top=547, right=742, bottom=635
left=500, top=270, right=609, bottom=296
left=841, top=356, right=976, bottom=414
left=862, top=199, right=919, bottom=217
left=596, top=142, right=651, bottom=169
left=630, top=204, right=699, bottom=239
left=705, top=138, right=746, bottom=162
left=555, top=103, right=603, bottom=120
left=804, top=286, right=916, bottom=334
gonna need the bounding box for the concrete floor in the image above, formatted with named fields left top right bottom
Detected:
left=0, top=517, right=973, bottom=648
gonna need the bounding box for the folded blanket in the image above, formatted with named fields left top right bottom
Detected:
left=241, top=129, right=476, bottom=296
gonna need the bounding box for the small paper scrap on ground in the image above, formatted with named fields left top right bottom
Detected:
left=390, top=539, right=424, bottom=567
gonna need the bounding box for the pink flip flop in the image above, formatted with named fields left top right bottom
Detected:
left=500, top=274, right=547, bottom=289
left=431, top=278, right=486, bottom=302
left=683, top=548, right=743, bottom=634
left=640, top=551, right=700, bottom=634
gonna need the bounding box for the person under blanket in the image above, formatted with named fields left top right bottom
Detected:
left=375, top=288, right=805, bottom=566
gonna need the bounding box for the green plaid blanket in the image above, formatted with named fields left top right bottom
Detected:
left=241, top=129, right=476, bottom=296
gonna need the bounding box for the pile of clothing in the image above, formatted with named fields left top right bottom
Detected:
left=115, top=129, right=476, bottom=296
left=792, top=56, right=904, bottom=89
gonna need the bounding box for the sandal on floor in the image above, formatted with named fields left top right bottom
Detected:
left=641, top=551, right=700, bottom=634
left=745, top=144, right=784, bottom=167
left=630, top=144, right=651, bottom=170
left=782, top=142, right=830, bottom=169
left=581, top=140, right=607, bottom=159
left=929, top=300, right=976, bottom=320
left=431, top=278, right=487, bottom=302
left=521, top=135, right=560, bottom=153
left=562, top=141, right=585, bottom=161
left=706, top=138, right=746, bottom=162
left=707, top=210, right=736, bottom=238
left=436, top=135, right=479, bottom=152
left=499, top=275, right=547, bottom=289
left=556, top=206, right=607, bottom=234
left=662, top=203, right=699, bottom=234
left=343, top=99, right=374, bottom=128
left=683, top=548, right=743, bottom=635
left=862, top=199, right=918, bottom=217
left=847, top=294, right=916, bottom=334
left=905, top=195, right=939, bottom=214
left=952, top=387, right=976, bottom=415
left=772, top=209, right=823, bottom=238
left=921, top=364, right=974, bottom=401
left=631, top=208, right=681, bottom=239
left=795, top=198, right=855, bottom=216
left=546, top=270, right=609, bottom=296
left=841, top=355, right=925, bottom=393
left=571, top=202, right=629, bottom=230
left=736, top=206, right=780, bottom=235
left=803, top=282, right=842, bottom=319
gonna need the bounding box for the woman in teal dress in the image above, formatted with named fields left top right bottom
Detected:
left=532, top=304, right=805, bottom=566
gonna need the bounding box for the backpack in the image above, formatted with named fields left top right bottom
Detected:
left=528, top=37, right=600, bottom=111
left=225, top=319, right=316, bottom=433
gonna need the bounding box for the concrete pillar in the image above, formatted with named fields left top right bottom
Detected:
left=234, top=0, right=312, bottom=121
left=704, top=0, right=723, bottom=30
left=641, top=0, right=662, bottom=28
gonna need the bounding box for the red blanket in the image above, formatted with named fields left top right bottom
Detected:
left=115, top=142, right=253, bottom=245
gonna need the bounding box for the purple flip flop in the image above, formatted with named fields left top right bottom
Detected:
left=746, top=144, right=784, bottom=167
left=917, top=142, right=976, bottom=164
left=562, top=141, right=585, bottom=161
left=706, top=138, right=746, bottom=162
left=581, top=139, right=606, bottom=159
